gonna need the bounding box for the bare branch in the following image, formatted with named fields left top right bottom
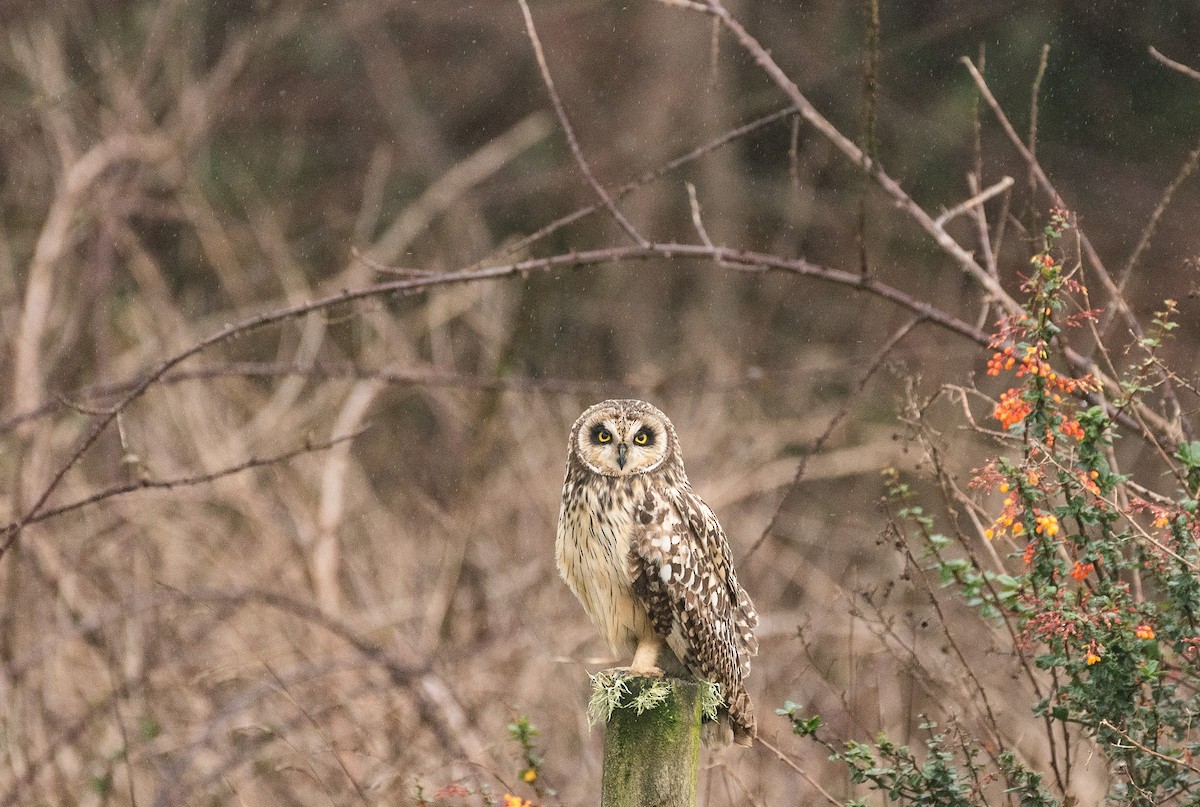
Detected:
left=965, top=173, right=999, bottom=282
left=0, top=241, right=986, bottom=557
left=1117, top=138, right=1200, bottom=294
left=1101, top=720, right=1200, bottom=777
left=4, top=430, right=366, bottom=532
left=748, top=315, right=925, bottom=559
left=686, top=182, right=727, bottom=270
left=753, top=735, right=842, bottom=807
left=701, top=0, right=1022, bottom=320
left=962, top=55, right=1189, bottom=444
left=653, top=0, right=712, bottom=11
left=1149, top=46, right=1200, bottom=82
left=314, top=383, right=384, bottom=615
left=501, top=105, right=796, bottom=259
left=934, top=176, right=1014, bottom=228
left=516, top=0, right=650, bottom=248
left=13, top=134, right=172, bottom=423
left=363, top=112, right=553, bottom=264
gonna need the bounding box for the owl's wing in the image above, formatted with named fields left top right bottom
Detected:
left=628, top=485, right=758, bottom=687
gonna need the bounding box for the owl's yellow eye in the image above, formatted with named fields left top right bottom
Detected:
left=596, top=428, right=612, bottom=443
left=633, top=431, right=650, bottom=445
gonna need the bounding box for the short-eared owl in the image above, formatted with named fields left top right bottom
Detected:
left=556, top=399, right=758, bottom=746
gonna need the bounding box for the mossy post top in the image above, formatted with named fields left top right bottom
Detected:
left=599, top=676, right=701, bottom=807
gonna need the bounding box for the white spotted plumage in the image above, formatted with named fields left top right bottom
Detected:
left=555, top=399, right=758, bottom=746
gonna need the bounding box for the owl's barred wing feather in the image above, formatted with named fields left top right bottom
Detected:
left=673, top=488, right=759, bottom=674
left=628, top=485, right=757, bottom=744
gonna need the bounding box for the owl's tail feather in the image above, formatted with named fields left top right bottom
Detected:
left=702, top=687, right=756, bottom=748
left=730, top=686, right=756, bottom=747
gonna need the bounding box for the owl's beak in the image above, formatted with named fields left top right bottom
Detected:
left=616, top=442, right=628, bottom=469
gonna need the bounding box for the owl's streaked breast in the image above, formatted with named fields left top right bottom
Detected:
left=556, top=476, right=655, bottom=657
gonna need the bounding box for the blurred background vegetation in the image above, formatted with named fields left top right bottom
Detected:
left=2, top=0, right=1199, bottom=804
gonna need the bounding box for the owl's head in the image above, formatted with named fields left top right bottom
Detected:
left=568, top=399, right=682, bottom=478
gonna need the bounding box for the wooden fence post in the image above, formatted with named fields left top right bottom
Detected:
left=600, top=676, right=701, bottom=807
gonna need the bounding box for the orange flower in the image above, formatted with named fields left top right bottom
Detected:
left=1152, top=513, right=1171, bottom=529
left=1135, top=624, right=1155, bottom=641
left=987, top=347, right=1016, bottom=376
left=1035, top=514, right=1060, bottom=537
left=522, top=769, right=538, bottom=783
left=1059, top=419, right=1085, bottom=441
left=1015, top=356, right=1052, bottom=378
left=503, top=795, right=534, bottom=807
left=993, top=388, right=1033, bottom=430
left=1070, top=561, right=1094, bottom=582
left=1022, top=543, right=1036, bottom=565
left=1085, top=650, right=1101, bottom=665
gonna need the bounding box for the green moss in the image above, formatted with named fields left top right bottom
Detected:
left=596, top=675, right=702, bottom=807
left=588, top=671, right=722, bottom=726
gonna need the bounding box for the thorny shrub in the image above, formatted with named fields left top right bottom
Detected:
left=783, top=209, right=1200, bottom=806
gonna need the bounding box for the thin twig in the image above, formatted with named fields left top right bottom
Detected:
left=0, top=365, right=645, bottom=434
left=261, top=662, right=370, bottom=804
left=1116, top=138, right=1200, bottom=296
left=3, top=430, right=366, bottom=532
left=653, top=0, right=711, bottom=10
left=857, top=0, right=881, bottom=277
left=788, top=114, right=801, bottom=196
left=961, top=55, right=1189, bottom=444
left=748, top=315, right=925, bottom=559
left=896, top=535, right=1009, bottom=762
left=966, top=44, right=1000, bottom=287
left=754, top=734, right=842, bottom=807
left=960, top=68, right=1116, bottom=319
left=1100, top=719, right=1200, bottom=778
left=707, top=14, right=721, bottom=93
left=1026, top=44, right=1050, bottom=210
left=686, top=182, right=726, bottom=268
left=501, top=105, right=796, bottom=259
left=1, top=241, right=993, bottom=555
left=934, top=176, right=1014, bottom=228
left=516, top=0, right=649, bottom=248
left=966, top=174, right=998, bottom=283
left=701, top=0, right=1022, bottom=319
left=363, top=112, right=553, bottom=264
left=1149, top=46, right=1200, bottom=82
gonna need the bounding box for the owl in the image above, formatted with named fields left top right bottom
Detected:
left=556, top=399, right=758, bottom=746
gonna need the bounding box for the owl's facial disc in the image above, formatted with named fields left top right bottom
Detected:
left=577, top=413, right=666, bottom=477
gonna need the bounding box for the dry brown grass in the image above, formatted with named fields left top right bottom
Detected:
left=3, top=1, right=1199, bottom=805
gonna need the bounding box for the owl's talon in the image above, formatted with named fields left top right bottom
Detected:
left=633, top=665, right=665, bottom=679
left=606, top=665, right=665, bottom=680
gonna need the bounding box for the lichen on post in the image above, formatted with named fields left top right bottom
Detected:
left=592, top=673, right=702, bottom=807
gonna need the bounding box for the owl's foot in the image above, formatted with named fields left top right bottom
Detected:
left=633, top=664, right=665, bottom=678
left=607, top=664, right=665, bottom=679
left=628, top=637, right=663, bottom=677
